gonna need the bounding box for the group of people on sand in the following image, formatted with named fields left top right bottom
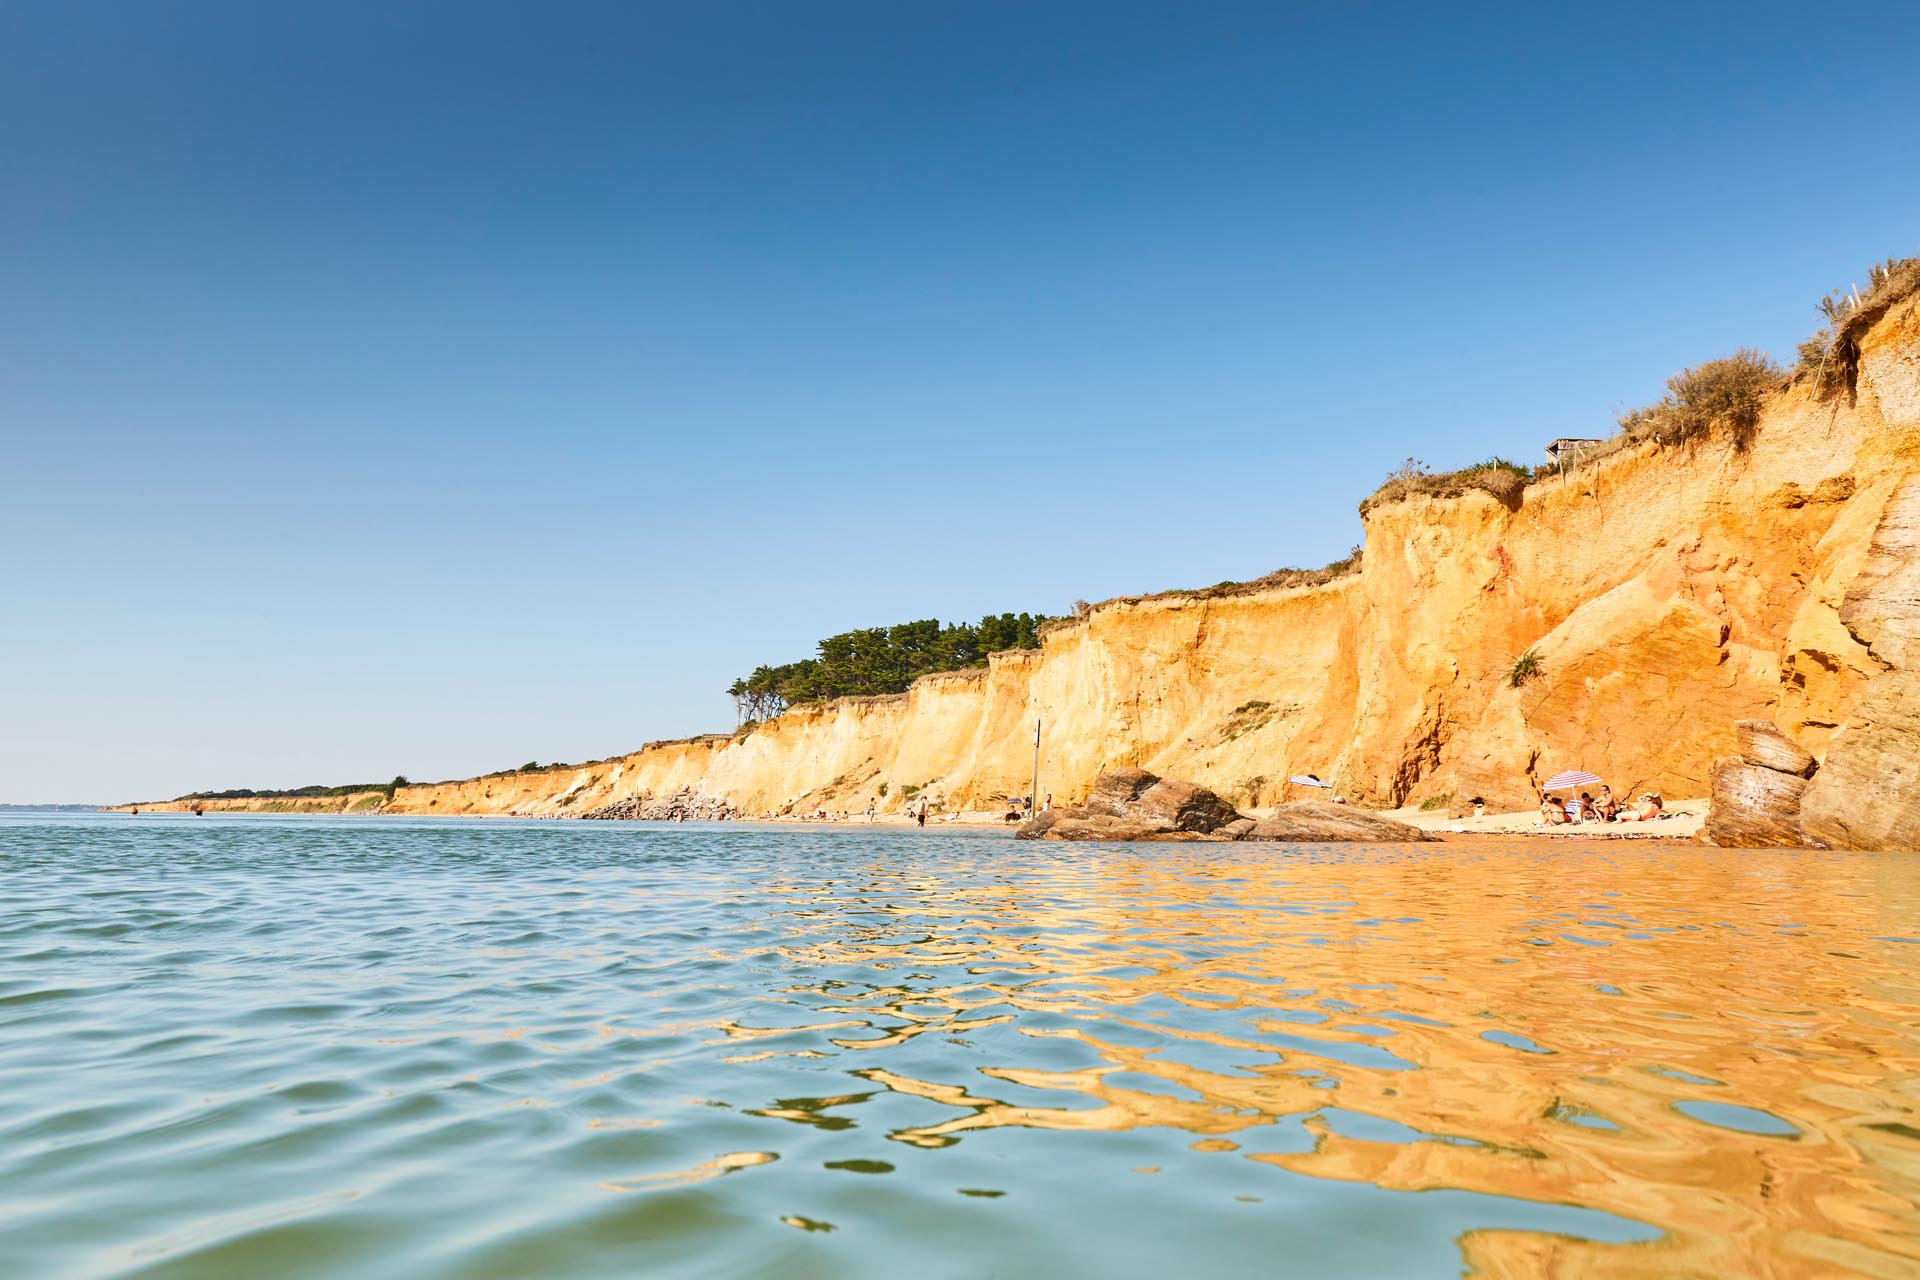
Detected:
left=1001, top=793, right=1051, bottom=823
left=774, top=798, right=934, bottom=826
left=1539, top=784, right=1665, bottom=825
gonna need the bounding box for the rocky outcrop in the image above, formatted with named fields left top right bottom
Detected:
left=579, top=791, right=736, bottom=822
left=1707, top=760, right=1812, bottom=848
left=1238, top=802, right=1437, bottom=843
left=1015, top=769, right=1432, bottom=842
left=1734, top=720, right=1816, bottom=777
left=1077, top=767, right=1245, bottom=831
left=1704, top=719, right=1824, bottom=848
left=1801, top=476, right=1920, bottom=850
left=1017, top=768, right=1243, bottom=841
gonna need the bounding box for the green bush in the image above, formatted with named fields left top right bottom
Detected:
left=729, top=612, right=1051, bottom=719
left=1507, top=648, right=1544, bottom=688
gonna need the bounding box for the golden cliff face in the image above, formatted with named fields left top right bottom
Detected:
left=128, top=299, right=1920, bottom=824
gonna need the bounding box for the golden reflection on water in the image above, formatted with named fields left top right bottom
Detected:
left=735, top=842, right=1920, bottom=1278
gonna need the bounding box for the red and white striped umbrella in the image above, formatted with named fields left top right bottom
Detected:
left=1541, top=769, right=1603, bottom=791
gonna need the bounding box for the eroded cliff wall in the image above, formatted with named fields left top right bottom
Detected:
left=129, top=298, right=1920, bottom=824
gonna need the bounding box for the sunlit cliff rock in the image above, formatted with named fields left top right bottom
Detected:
left=131, top=293, right=1920, bottom=845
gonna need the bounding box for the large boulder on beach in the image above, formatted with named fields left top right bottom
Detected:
left=1240, top=802, right=1435, bottom=843
left=1018, top=812, right=1221, bottom=841
left=1078, top=767, right=1245, bottom=832
left=1015, top=769, right=1433, bottom=842
left=1705, top=758, right=1811, bottom=848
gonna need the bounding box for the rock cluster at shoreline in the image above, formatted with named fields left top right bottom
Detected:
left=1016, top=768, right=1433, bottom=842
left=578, top=793, right=738, bottom=822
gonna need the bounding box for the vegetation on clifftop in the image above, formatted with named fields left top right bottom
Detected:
left=1616, top=348, right=1783, bottom=451
left=1796, top=256, right=1920, bottom=398
left=730, top=613, right=1048, bottom=722
left=177, top=777, right=404, bottom=802
left=1358, top=254, right=1919, bottom=517
left=1359, top=457, right=1532, bottom=515
left=1037, top=547, right=1368, bottom=639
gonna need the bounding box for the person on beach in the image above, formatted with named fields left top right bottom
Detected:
left=1043, top=793, right=1052, bottom=811
left=1578, top=792, right=1599, bottom=822
left=865, top=800, right=876, bottom=822
left=1621, top=792, right=1664, bottom=821
left=1596, top=785, right=1620, bottom=821
left=915, top=802, right=927, bottom=828
left=1539, top=791, right=1570, bottom=825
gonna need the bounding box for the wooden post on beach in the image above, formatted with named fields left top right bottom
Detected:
left=1031, top=718, right=1041, bottom=819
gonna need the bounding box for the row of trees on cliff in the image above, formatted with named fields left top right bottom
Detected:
left=729, top=613, right=1047, bottom=722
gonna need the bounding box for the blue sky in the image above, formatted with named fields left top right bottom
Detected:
left=3, top=1, right=1916, bottom=802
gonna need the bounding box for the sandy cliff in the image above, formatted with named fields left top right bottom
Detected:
left=126, top=296, right=1920, bottom=837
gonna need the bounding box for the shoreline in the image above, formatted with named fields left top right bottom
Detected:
left=106, top=799, right=1713, bottom=846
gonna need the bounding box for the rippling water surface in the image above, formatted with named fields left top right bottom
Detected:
left=4, top=813, right=1919, bottom=1278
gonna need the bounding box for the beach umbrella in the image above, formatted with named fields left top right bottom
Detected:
left=1287, top=774, right=1331, bottom=788
left=1540, top=769, right=1602, bottom=792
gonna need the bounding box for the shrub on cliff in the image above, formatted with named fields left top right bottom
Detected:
left=1795, top=256, right=1920, bottom=399
left=1616, top=348, right=1783, bottom=451
left=1359, top=457, right=1532, bottom=515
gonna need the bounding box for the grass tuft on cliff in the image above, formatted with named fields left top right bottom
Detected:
left=1037, top=546, right=1367, bottom=639
left=1359, top=457, right=1532, bottom=516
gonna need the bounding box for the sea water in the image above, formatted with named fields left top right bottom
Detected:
left=2, top=812, right=1917, bottom=1277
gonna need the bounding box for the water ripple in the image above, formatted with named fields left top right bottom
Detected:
left=1, top=812, right=1918, bottom=1277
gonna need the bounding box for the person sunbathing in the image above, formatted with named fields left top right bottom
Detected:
left=1578, top=792, right=1600, bottom=822
left=1595, top=785, right=1620, bottom=821
left=1539, top=791, right=1570, bottom=825
left=1621, top=792, right=1664, bottom=821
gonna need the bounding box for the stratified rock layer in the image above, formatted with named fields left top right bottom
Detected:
left=1735, top=720, right=1817, bottom=778
left=1706, top=760, right=1811, bottom=848
left=1801, top=475, right=1920, bottom=850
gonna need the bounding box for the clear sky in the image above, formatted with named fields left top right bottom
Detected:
left=3, top=1, right=1916, bottom=803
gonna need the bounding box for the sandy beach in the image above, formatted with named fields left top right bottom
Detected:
left=735, top=798, right=1710, bottom=843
